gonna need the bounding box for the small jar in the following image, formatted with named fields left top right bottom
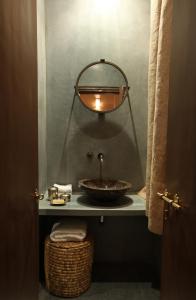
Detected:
left=59, top=193, right=70, bottom=203
left=48, top=186, right=58, bottom=201
left=65, top=193, right=71, bottom=202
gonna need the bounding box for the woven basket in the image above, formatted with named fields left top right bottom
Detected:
left=44, top=235, right=93, bottom=298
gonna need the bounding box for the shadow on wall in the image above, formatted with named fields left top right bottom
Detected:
left=56, top=96, right=144, bottom=191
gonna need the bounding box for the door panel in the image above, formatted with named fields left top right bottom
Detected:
left=0, top=1, right=38, bottom=300
left=161, top=0, right=196, bottom=299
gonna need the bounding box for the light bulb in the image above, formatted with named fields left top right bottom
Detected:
left=94, top=94, right=101, bottom=110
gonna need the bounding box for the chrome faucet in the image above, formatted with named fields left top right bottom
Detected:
left=97, top=153, right=104, bottom=181
left=97, top=152, right=104, bottom=162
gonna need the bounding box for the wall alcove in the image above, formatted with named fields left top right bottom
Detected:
left=37, top=1, right=160, bottom=299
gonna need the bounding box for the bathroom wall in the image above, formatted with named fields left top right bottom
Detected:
left=45, top=0, right=150, bottom=191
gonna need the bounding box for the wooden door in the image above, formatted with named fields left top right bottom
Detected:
left=161, top=0, right=196, bottom=299
left=0, top=1, right=38, bottom=300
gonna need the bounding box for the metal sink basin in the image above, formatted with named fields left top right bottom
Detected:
left=78, top=179, right=132, bottom=201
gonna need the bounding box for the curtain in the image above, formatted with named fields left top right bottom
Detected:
left=146, top=0, right=173, bottom=235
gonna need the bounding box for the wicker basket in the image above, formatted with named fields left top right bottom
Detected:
left=44, top=235, right=93, bottom=298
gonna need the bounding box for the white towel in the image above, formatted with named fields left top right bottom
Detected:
left=53, top=183, right=72, bottom=194
left=50, top=219, right=87, bottom=242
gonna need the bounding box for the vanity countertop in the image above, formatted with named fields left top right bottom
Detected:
left=39, top=194, right=146, bottom=216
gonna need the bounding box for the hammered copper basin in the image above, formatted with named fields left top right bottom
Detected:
left=78, top=179, right=132, bottom=201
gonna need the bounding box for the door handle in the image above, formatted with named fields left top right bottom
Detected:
left=33, top=189, right=44, bottom=201
left=157, top=191, right=182, bottom=210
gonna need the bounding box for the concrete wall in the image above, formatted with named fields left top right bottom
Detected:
left=45, top=0, right=150, bottom=191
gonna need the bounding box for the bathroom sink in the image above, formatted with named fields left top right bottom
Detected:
left=78, top=179, right=132, bottom=201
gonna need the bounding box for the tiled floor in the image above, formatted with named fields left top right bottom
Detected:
left=39, top=282, right=160, bottom=300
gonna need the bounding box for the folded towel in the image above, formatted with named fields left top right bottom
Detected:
left=50, top=219, right=87, bottom=242
left=53, top=183, right=72, bottom=194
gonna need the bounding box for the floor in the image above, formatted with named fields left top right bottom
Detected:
left=39, top=283, right=160, bottom=300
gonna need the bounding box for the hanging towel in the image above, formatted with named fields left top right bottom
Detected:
left=50, top=219, right=87, bottom=242
left=53, top=183, right=72, bottom=194
left=146, top=0, right=173, bottom=235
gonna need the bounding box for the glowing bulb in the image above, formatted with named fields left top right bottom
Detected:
left=95, top=98, right=101, bottom=109
left=94, top=94, right=101, bottom=110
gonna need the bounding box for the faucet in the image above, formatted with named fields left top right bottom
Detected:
left=97, top=152, right=104, bottom=162
left=97, top=153, right=104, bottom=181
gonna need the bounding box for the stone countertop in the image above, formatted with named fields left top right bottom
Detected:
left=39, top=194, right=146, bottom=216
